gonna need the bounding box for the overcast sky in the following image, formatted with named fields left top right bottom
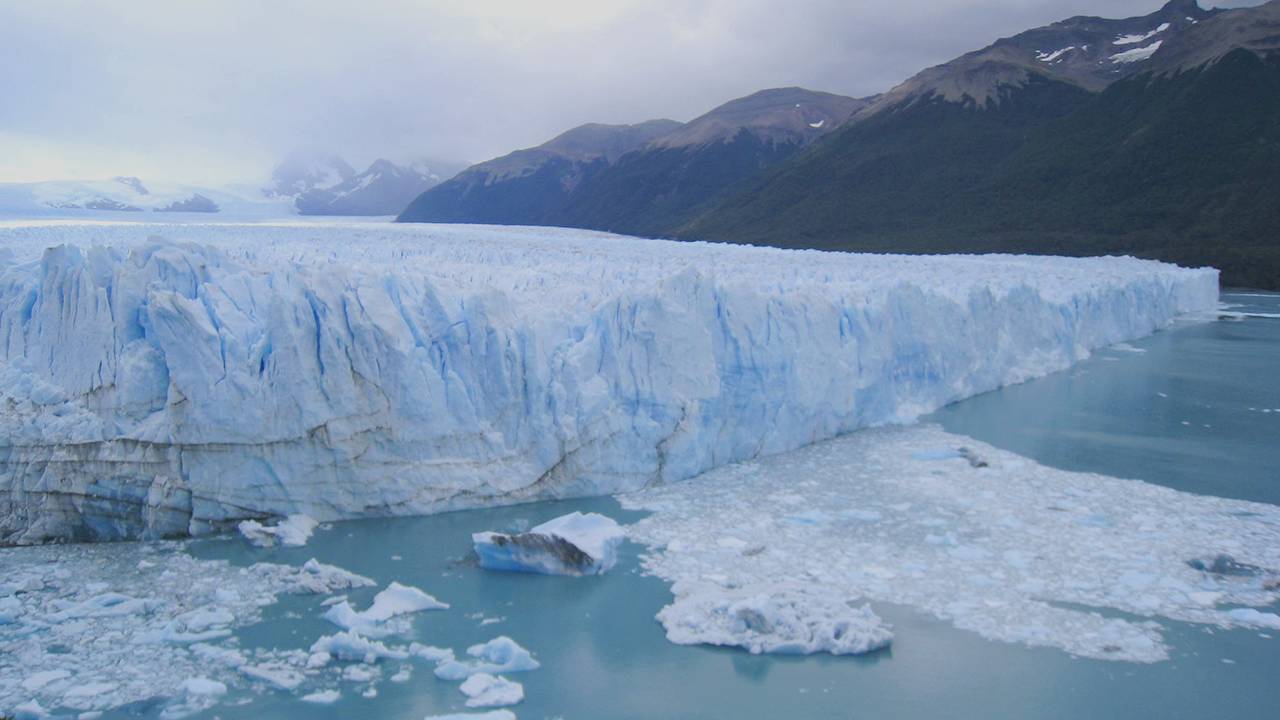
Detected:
left=0, top=0, right=1262, bottom=184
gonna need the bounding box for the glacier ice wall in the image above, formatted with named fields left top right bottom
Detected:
left=0, top=223, right=1219, bottom=543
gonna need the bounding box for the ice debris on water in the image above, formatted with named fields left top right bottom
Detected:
left=238, top=514, right=319, bottom=547
left=658, top=585, right=893, bottom=655
left=473, top=512, right=625, bottom=576
left=0, top=541, right=386, bottom=715
left=621, top=425, right=1280, bottom=662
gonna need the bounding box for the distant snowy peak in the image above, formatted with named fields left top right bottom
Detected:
left=856, top=0, right=1218, bottom=116
left=294, top=157, right=465, bottom=216
left=264, top=151, right=357, bottom=199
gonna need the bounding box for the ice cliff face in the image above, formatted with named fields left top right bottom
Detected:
left=0, top=223, right=1219, bottom=543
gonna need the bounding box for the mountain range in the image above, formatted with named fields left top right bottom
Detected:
left=398, top=0, right=1280, bottom=289
left=0, top=176, right=291, bottom=218
left=266, top=152, right=466, bottom=215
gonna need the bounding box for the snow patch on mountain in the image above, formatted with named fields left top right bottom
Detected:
left=1114, top=23, right=1171, bottom=46
left=1111, top=40, right=1164, bottom=64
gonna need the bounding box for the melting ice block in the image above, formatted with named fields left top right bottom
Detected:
left=472, top=512, right=625, bottom=576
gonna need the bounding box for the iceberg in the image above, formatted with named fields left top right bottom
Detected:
left=473, top=511, right=625, bottom=576
left=0, top=222, right=1219, bottom=543
left=323, top=581, right=448, bottom=636
left=309, top=630, right=409, bottom=664
left=459, top=673, right=524, bottom=708
left=434, top=636, right=540, bottom=680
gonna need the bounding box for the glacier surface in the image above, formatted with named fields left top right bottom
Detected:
left=0, top=221, right=1218, bottom=543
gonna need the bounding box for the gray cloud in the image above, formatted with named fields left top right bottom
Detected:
left=0, top=0, right=1264, bottom=183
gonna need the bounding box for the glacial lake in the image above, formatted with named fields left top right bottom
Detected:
left=19, top=291, right=1280, bottom=719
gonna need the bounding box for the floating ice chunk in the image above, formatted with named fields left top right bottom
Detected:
left=323, top=582, right=447, bottom=636
left=473, top=512, right=625, bottom=576
left=658, top=585, right=893, bottom=655
left=1227, top=608, right=1280, bottom=630
left=434, top=637, right=539, bottom=680
left=238, top=514, right=319, bottom=547
left=181, top=678, right=227, bottom=696
left=12, top=699, right=48, bottom=719
left=140, top=605, right=237, bottom=644
left=160, top=678, right=228, bottom=720
left=0, top=596, right=21, bottom=624
left=311, top=630, right=409, bottom=663
left=46, top=592, right=154, bottom=621
left=459, top=673, right=524, bottom=708
left=366, top=582, right=450, bottom=619
left=21, top=670, right=71, bottom=692
left=239, top=664, right=306, bottom=690
left=257, top=558, right=376, bottom=594
left=423, top=711, right=516, bottom=720
left=410, top=643, right=456, bottom=663
left=301, top=689, right=341, bottom=704
left=62, top=682, right=118, bottom=710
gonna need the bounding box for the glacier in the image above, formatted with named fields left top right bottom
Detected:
left=0, top=221, right=1219, bottom=543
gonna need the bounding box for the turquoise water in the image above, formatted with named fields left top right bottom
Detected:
left=135, top=293, right=1280, bottom=719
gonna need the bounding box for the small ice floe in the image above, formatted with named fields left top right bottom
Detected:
left=239, top=664, right=305, bottom=690
left=434, top=637, right=540, bottom=680
left=46, top=592, right=155, bottom=622
left=657, top=585, right=892, bottom=656
left=472, top=511, right=625, bottom=576
left=411, top=643, right=456, bottom=663
left=238, top=514, right=319, bottom=547
left=12, top=699, right=49, bottom=719
left=1109, top=342, right=1146, bottom=353
left=160, top=677, right=227, bottom=719
left=300, top=689, right=341, bottom=704
left=0, top=595, right=24, bottom=624
left=1226, top=608, right=1280, bottom=630
left=423, top=711, right=516, bottom=720
left=459, top=673, right=524, bottom=708
left=259, top=558, right=376, bottom=594
left=323, top=582, right=448, bottom=637
left=309, top=630, right=409, bottom=665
